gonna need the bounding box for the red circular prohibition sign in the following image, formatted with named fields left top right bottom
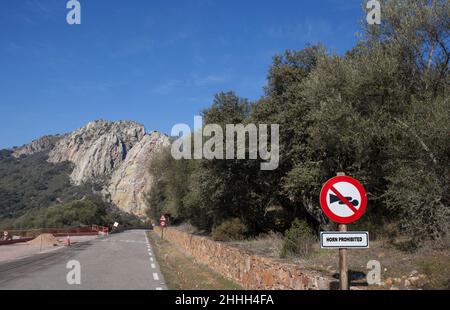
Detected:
left=320, top=176, right=367, bottom=224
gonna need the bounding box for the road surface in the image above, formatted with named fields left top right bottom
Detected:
left=0, top=230, right=166, bottom=290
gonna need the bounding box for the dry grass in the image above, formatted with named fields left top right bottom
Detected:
left=229, top=231, right=284, bottom=258
left=175, top=223, right=199, bottom=234
left=147, top=231, right=243, bottom=290
left=155, top=226, right=450, bottom=290
left=228, top=233, right=450, bottom=290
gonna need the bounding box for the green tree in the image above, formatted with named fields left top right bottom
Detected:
left=143, top=0, right=449, bottom=244
left=146, top=147, right=197, bottom=224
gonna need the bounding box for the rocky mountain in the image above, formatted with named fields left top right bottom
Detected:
left=107, top=132, right=169, bottom=216
left=12, top=135, right=64, bottom=158
left=47, top=120, right=146, bottom=185
left=11, top=120, right=170, bottom=217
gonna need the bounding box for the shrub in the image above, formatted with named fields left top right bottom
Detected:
left=281, top=218, right=315, bottom=258
left=211, top=218, right=247, bottom=241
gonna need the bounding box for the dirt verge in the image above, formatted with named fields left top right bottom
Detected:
left=147, top=231, right=243, bottom=290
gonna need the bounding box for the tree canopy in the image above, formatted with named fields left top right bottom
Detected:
left=147, top=0, right=449, bottom=242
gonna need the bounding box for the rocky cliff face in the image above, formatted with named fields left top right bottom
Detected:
left=106, top=132, right=170, bottom=216
left=12, top=135, right=64, bottom=158
left=48, top=120, right=146, bottom=185
left=14, top=120, right=169, bottom=217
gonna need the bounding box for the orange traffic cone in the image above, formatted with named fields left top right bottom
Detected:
left=65, top=235, right=71, bottom=246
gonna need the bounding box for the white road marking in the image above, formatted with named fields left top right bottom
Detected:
left=103, top=239, right=146, bottom=244
left=145, top=231, right=163, bottom=286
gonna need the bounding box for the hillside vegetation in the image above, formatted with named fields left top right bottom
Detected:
left=0, top=195, right=143, bottom=230
left=0, top=150, right=94, bottom=221
left=0, top=150, right=143, bottom=230
left=146, top=0, right=449, bottom=247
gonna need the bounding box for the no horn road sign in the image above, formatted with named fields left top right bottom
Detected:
left=320, top=176, right=367, bottom=224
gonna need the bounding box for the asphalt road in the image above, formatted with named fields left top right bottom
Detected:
left=0, top=230, right=166, bottom=290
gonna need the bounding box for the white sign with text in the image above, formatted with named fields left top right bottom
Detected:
left=320, top=231, right=369, bottom=249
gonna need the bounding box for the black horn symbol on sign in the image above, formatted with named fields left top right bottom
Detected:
left=329, top=194, right=359, bottom=207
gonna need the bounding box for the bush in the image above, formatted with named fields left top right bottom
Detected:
left=211, top=218, right=247, bottom=241
left=281, top=218, right=315, bottom=258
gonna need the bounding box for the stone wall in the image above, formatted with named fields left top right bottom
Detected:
left=154, top=227, right=332, bottom=290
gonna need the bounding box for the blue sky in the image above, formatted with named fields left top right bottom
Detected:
left=0, top=0, right=364, bottom=149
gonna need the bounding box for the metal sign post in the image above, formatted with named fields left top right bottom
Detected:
left=320, top=172, right=368, bottom=290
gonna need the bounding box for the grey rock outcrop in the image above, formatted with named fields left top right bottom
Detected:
left=12, top=135, right=64, bottom=158
left=12, top=120, right=169, bottom=217
left=106, top=132, right=170, bottom=216
left=31, top=119, right=170, bottom=217
left=48, top=120, right=146, bottom=185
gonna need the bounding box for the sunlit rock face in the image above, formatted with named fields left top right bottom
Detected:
left=14, top=119, right=171, bottom=217
left=106, top=131, right=170, bottom=216
left=48, top=120, right=146, bottom=185
left=12, top=135, right=64, bottom=158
